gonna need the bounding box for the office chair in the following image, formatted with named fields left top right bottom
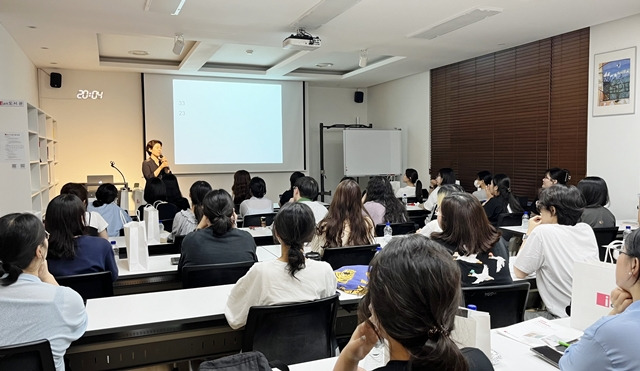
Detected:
left=497, top=212, right=524, bottom=227
left=374, top=222, right=417, bottom=237
left=321, top=244, right=378, bottom=270
left=462, top=281, right=530, bottom=329
left=242, top=293, right=339, bottom=365
left=55, top=271, right=114, bottom=302
left=0, top=339, right=55, bottom=371
left=241, top=212, right=278, bottom=228
left=592, top=227, right=620, bottom=262
left=182, top=261, right=255, bottom=288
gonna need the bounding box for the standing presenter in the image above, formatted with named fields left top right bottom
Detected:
left=142, top=139, right=171, bottom=180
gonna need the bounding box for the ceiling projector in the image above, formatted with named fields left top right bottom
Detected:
left=283, top=29, right=321, bottom=50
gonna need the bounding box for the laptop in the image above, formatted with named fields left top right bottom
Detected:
left=86, top=175, right=114, bottom=198
left=570, top=260, right=616, bottom=331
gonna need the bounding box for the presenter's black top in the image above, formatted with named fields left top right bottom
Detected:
left=372, top=348, right=493, bottom=371
left=177, top=228, right=258, bottom=273
left=142, top=157, right=170, bottom=180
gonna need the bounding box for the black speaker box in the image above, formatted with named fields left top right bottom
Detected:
left=354, top=91, right=364, bottom=103
left=50, top=72, right=62, bottom=88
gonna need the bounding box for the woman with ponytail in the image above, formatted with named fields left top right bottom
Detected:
left=87, top=183, right=132, bottom=237
left=334, top=235, right=493, bottom=371
left=172, top=180, right=212, bottom=237
left=225, top=202, right=337, bottom=329
left=482, top=173, right=524, bottom=227
left=395, top=168, right=423, bottom=199
left=0, top=213, right=87, bottom=371
left=177, top=189, right=257, bottom=272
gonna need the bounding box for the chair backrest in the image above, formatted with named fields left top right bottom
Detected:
left=242, top=293, right=339, bottom=365
left=0, top=339, right=56, bottom=371
left=182, top=261, right=255, bottom=288
left=55, top=271, right=114, bottom=302
left=497, top=212, right=524, bottom=227
left=241, top=212, right=278, bottom=228
left=374, top=222, right=416, bottom=237
left=592, top=227, right=620, bottom=262
left=321, top=244, right=379, bottom=270
left=462, top=281, right=530, bottom=329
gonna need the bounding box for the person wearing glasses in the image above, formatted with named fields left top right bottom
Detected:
left=559, top=229, right=640, bottom=370
left=0, top=213, right=87, bottom=371
left=513, top=185, right=599, bottom=319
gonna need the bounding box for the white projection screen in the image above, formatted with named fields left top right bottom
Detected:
left=143, top=74, right=305, bottom=174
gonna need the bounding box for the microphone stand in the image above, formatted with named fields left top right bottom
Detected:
left=110, top=161, right=130, bottom=212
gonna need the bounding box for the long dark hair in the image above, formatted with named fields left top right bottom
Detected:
left=577, top=176, right=609, bottom=207
left=162, top=173, right=184, bottom=204
left=365, top=176, right=408, bottom=223
left=202, top=189, right=235, bottom=236
left=0, top=213, right=47, bottom=286
left=432, top=193, right=501, bottom=255
left=317, top=179, right=374, bottom=249
left=92, top=183, right=118, bottom=207
left=405, top=168, right=423, bottom=200
left=272, top=202, right=316, bottom=277
left=45, top=194, right=87, bottom=259
left=360, top=235, right=468, bottom=371
left=491, top=174, right=523, bottom=213
left=232, top=170, right=251, bottom=204
left=438, top=168, right=456, bottom=185
left=144, top=177, right=167, bottom=203
left=189, top=180, right=212, bottom=223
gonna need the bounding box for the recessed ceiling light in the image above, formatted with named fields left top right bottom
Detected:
left=50, top=62, right=57, bottom=65
left=246, top=49, right=254, bottom=55
left=316, top=62, right=333, bottom=68
left=498, top=43, right=506, bottom=46
left=128, top=50, right=149, bottom=56
left=27, top=26, right=37, bottom=29
left=41, top=47, right=49, bottom=50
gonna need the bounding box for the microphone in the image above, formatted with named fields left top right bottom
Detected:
left=110, top=161, right=129, bottom=190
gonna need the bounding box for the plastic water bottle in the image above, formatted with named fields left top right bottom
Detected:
left=383, top=222, right=393, bottom=244
left=623, top=225, right=632, bottom=246
left=110, top=240, right=119, bottom=259
left=402, top=193, right=408, bottom=205
left=521, top=211, right=529, bottom=229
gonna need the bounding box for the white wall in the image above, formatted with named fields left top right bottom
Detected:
left=367, top=72, right=430, bottom=186
left=588, top=13, right=640, bottom=221
left=0, top=24, right=38, bottom=106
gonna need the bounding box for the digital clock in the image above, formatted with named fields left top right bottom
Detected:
left=76, top=90, right=104, bottom=100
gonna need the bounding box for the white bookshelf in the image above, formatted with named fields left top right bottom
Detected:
left=0, top=101, right=58, bottom=218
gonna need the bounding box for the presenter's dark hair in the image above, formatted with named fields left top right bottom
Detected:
left=189, top=180, right=212, bottom=223
left=295, top=176, right=319, bottom=200
left=60, top=182, right=89, bottom=206
left=289, top=171, right=305, bottom=189
left=0, top=213, right=47, bottom=286
left=546, top=168, right=571, bottom=185
left=45, top=194, right=87, bottom=259
left=93, top=183, right=118, bottom=207
left=405, top=168, right=423, bottom=200
left=146, top=139, right=162, bottom=155
left=438, top=168, right=456, bottom=186
left=232, top=170, right=251, bottom=204
left=366, top=176, right=408, bottom=223
left=143, top=177, right=167, bottom=203
left=537, top=185, right=585, bottom=226
left=491, top=174, right=524, bottom=213
left=249, top=177, right=267, bottom=198
left=272, top=202, right=315, bottom=278
left=577, top=176, right=609, bottom=207
left=202, top=189, right=235, bottom=236
left=360, top=235, right=468, bottom=371
left=432, top=192, right=501, bottom=255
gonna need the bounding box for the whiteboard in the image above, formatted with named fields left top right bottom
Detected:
left=343, top=129, right=402, bottom=176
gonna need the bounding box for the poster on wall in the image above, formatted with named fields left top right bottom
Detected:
left=593, top=47, right=636, bottom=116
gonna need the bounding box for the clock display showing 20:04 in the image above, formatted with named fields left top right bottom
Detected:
left=76, top=90, right=104, bottom=100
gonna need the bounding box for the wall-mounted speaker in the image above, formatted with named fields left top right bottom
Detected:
left=50, top=72, right=62, bottom=88
left=354, top=91, right=364, bottom=103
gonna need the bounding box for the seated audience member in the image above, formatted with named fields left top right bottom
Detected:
left=162, top=173, right=190, bottom=211
left=577, top=176, right=616, bottom=228
left=293, top=176, right=328, bottom=224
left=239, top=177, right=274, bottom=218
left=423, top=167, right=456, bottom=219
left=178, top=189, right=257, bottom=272
left=310, top=179, right=375, bottom=255
left=334, top=235, right=494, bottom=371
left=138, top=177, right=178, bottom=223
left=279, top=171, right=305, bottom=206
left=559, top=229, right=640, bottom=370
left=172, top=180, right=212, bottom=237
left=231, top=169, right=252, bottom=207
left=0, top=213, right=88, bottom=371
left=482, top=173, right=524, bottom=227
left=60, top=182, right=109, bottom=239
left=87, top=183, right=132, bottom=237
left=418, top=184, right=465, bottom=237
left=514, top=185, right=599, bottom=318
left=45, top=194, right=119, bottom=282
left=225, top=202, right=337, bottom=329
left=472, top=170, right=492, bottom=203
left=432, top=192, right=512, bottom=286
left=542, top=167, right=571, bottom=189
left=395, top=168, right=423, bottom=199
left=364, top=176, right=409, bottom=225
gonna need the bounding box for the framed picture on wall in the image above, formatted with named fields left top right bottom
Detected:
left=593, top=47, right=636, bottom=116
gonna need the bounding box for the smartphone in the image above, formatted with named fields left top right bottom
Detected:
left=170, top=257, right=179, bottom=265
left=530, top=345, right=563, bottom=368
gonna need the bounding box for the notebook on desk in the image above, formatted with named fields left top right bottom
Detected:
left=570, top=260, right=616, bottom=331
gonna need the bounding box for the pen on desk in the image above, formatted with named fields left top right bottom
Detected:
left=558, top=340, right=571, bottom=348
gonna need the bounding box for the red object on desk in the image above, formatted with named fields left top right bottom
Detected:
left=408, top=203, right=416, bottom=206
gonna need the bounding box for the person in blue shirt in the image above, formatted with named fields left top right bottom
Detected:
left=559, top=229, right=640, bottom=370
left=88, top=183, right=132, bottom=237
